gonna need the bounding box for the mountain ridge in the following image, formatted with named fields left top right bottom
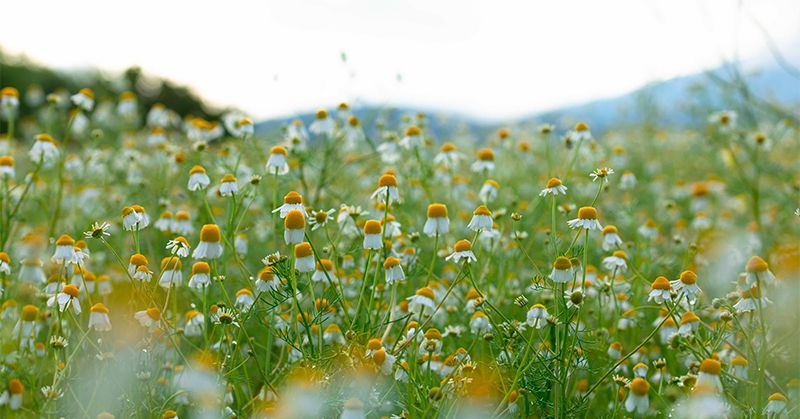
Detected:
left=255, top=64, right=800, bottom=138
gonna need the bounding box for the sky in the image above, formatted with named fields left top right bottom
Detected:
left=1, top=0, right=798, bottom=121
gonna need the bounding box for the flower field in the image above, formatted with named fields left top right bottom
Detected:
left=0, top=85, right=798, bottom=418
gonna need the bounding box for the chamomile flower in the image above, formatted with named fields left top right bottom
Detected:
left=568, top=122, right=592, bottom=142
left=539, top=177, right=568, bottom=196
left=526, top=304, right=550, bottom=329
left=383, top=257, right=405, bottom=284
left=285, top=119, right=309, bottom=147
left=608, top=341, right=623, bottom=359
left=745, top=256, right=775, bottom=286
left=678, top=311, right=700, bottom=335
left=446, top=240, right=477, bottom=263
left=309, top=109, right=335, bottom=136
left=30, top=133, right=60, bottom=166
left=117, top=91, right=138, bottom=120
left=633, top=362, right=649, bottom=378
left=187, top=165, right=211, bottom=191
left=323, top=323, right=345, bottom=345
left=192, top=224, right=223, bottom=259
left=184, top=310, right=204, bottom=337
left=134, top=307, right=162, bottom=329
left=226, top=116, right=254, bottom=139
left=601, top=225, right=623, bottom=250
left=159, top=257, right=183, bottom=288
left=276, top=209, right=304, bottom=246
left=266, top=146, right=290, bottom=175
left=602, top=250, right=628, bottom=273
left=424, top=204, right=450, bottom=236
left=751, top=131, right=772, bottom=149
left=273, top=191, right=307, bottom=218
left=71, top=88, right=95, bottom=111
left=217, top=174, right=238, bottom=196
left=730, top=356, right=748, bottom=379
left=88, top=303, right=112, bottom=332
left=1, top=87, right=19, bottom=117
left=470, top=311, right=492, bottom=335
left=261, top=251, right=282, bottom=266
left=363, top=220, right=383, bottom=250
left=154, top=211, right=173, bottom=232
left=309, top=208, right=335, bottom=230
left=372, top=348, right=396, bottom=376
left=466, top=205, right=493, bottom=232
left=365, top=337, right=384, bottom=357
left=590, top=167, right=614, bottom=182
left=235, top=289, right=255, bottom=311
left=691, top=212, right=712, bottom=231
left=479, top=180, right=499, bottom=203
left=0, top=156, right=14, bottom=178
left=566, top=290, right=584, bottom=309
left=166, top=236, right=191, bottom=257
left=471, top=148, right=495, bottom=172
left=550, top=256, right=573, bottom=283
left=172, top=211, right=193, bottom=235
left=48, top=284, right=81, bottom=315
left=215, top=306, right=239, bottom=327
left=568, top=206, right=602, bottom=230
left=148, top=126, right=167, bottom=145
left=408, top=287, right=436, bottom=315
left=400, top=125, right=423, bottom=148
left=389, top=214, right=410, bottom=239
left=255, top=266, right=281, bottom=292
left=433, top=143, right=463, bottom=168
left=121, top=205, right=150, bottom=231
left=371, top=173, right=400, bottom=202
left=638, top=219, right=658, bottom=239
left=696, top=358, right=722, bottom=393
left=52, top=234, right=76, bottom=264
left=733, top=287, right=771, bottom=314
left=45, top=274, right=66, bottom=295
left=133, top=264, right=153, bottom=282
left=625, top=378, right=650, bottom=414
left=708, top=110, right=737, bottom=131
left=294, top=242, right=315, bottom=273
left=188, top=261, right=211, bottom=288
left=648, top=276, right=673, bottom=304
left=145, top=103, right=169, bottom=127
left=421, top=328, right=443, bottom=353
left=312, top=259, right=336, bottom=283
left=764, top=393, right=787, bottom=415
left=15, top=305, right=39, bottom=350
left=671, top=270, right=702, bottom=304
left=0, top=252, right=10, bottom=275
left=394, top=361, right=411, bottom=383
left=0, top=300, right=17, bottom=321
left=343, top=116, right=365, bottom=148
left=6, top=379, right=24, bottom=411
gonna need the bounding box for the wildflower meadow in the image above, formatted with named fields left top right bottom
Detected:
left=0, top=80, right=797, bottom=419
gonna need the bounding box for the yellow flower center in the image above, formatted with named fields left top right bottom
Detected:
left=427, top=203, right=448, bottom=218
left=200, top=224, right=221, bottom=242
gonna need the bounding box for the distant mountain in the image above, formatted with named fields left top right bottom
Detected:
left=524, top=64, right=800, bottom=132
left=255, top=64, right=800, bottom=138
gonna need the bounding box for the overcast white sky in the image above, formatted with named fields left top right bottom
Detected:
left=1, top=0, right=798, bottom=121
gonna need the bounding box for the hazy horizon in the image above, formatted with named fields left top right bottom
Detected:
left=1, top=0, right=798, bottom=121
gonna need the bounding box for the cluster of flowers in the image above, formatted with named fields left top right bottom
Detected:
left=0, top=84, right=797, bottom=418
